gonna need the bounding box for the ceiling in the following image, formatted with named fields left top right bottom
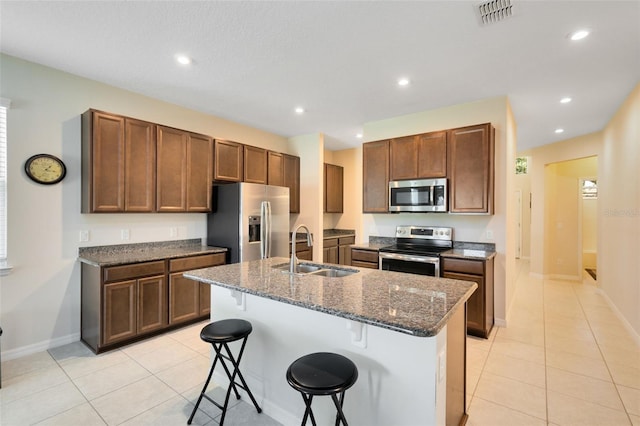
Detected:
left=1, top=1, right=638, bottom=151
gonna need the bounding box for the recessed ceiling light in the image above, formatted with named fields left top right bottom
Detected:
left=294, top=107, right=305, bottom=114
left=569, top=29, right=590, bottom=41
left=175, top=54, right=192, bottom=65
left=555, top=128, right=565, bottom=134
left=397, top=78, right=410, bottom=87
left=560, top=97, right=572, bottom=104
left=356, top=133, right=363, bottom=139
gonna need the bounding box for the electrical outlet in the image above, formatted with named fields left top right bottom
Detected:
left=486, top=230, right=494, bottom=240
left=170, top=227, right=178, bottom=237
left=79, top=230, right=89, bottom=242
left=121, top=229, right=130, bottom=240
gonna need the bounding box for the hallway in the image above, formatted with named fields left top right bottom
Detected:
left=466, top=260, right=639, bottom=425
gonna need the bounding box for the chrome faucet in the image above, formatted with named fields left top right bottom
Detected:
left=290, top=224, right=313, bottom=273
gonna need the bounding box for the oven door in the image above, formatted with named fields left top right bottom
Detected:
left=378, top=252, right=440, bottom=277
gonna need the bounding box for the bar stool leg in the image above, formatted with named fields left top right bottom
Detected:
left=187, top=348, right=222, bottom=424
left=331, top=392, right=349, bottom=426
left=300, top=394, right=317, bottom=426
left=222, top=341, right=262, bottom=412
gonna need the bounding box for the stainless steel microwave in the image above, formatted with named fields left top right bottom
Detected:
left=389, top=178, right=447, bottom=212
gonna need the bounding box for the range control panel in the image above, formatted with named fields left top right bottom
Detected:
left=395, top=225, right=453, bottom=241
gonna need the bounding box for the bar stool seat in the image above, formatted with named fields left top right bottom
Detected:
left=287, top=352, right=358, bottom=426
left=187, top=319, right=261, bottom=425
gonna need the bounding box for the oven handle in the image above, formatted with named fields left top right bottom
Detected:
left=378, top=252, right=440, bottom=264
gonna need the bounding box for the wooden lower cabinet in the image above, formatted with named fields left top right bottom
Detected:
left=81, top=252, right=225, bottom=353
left=350, top=247, right=379, bottom=269
left=442, top=256, right=494, bottom=338
left=168, top=253, right=226, bottom=325
left=324, top=235, right=355, bottom=265
left=290, top=240, right=313, bottom=261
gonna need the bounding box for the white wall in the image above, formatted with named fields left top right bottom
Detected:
left=359, top=96, right=516, bottom=326
left=599, top=83, right=640, bottom=335
left=0, top=54, right=292, bottom=358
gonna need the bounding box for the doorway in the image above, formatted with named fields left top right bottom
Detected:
left=579, top=177, right=598, bottom=280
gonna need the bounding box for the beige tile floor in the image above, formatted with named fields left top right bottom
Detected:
left=467, top=260, right=640, bottom=426
left=1, top=259, right=638, bottom=425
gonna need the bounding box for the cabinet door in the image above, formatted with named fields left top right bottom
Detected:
left=417, top=131, right=447, bottom=178
left=199, top=283, right=211, bottom=316
left=267, top=151, right=284, bottom=186
left=363, top=140, right=390, bottom=213
left=324, top=163, right=344, bottom=213
left=323, top=246, right=338, bottom=264
left=284, top=154, right=300, bottom=213
left=156, top=126, right=188, bottom=212
left=442, top=271, right=484, bottom=336
left=137, top=275, right=167, bottom=335
left=169, top=272, right=200, bottom=325
left=244, top=145, right=267, bottom=184
left=83, top=110, right=125, bottom=212
left=124, top=118, right=156, bottom=212
left=390, top=135, right=418, bottom=180
left=103, top=280, right=136, bottom=345
left=214, top=139, right=243, bottom=182
left=186, top=133, right=213, bottom=212
left=448, top=124, right=494, bottom=213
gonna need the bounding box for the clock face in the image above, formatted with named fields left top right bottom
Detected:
left=25, top=154, right=67, bottom=184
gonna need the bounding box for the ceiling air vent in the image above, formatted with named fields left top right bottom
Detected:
left=476, top=0, right=514, bottom=25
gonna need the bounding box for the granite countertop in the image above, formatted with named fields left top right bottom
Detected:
left=78, top=239, right=228, bottom=267
left=441, top=249, right=496, bottom=260
left=184, top=257, right=476, bottom=337
left=323, top=229, right=356, bottom=239
left=349, top=242, right=387, bottom=251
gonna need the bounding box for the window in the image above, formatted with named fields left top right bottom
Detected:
left=0, top=97, right=9, bottom=266
left=582, top=179, right=598, bottom=199
left=515, top=156, right=529, bottom=174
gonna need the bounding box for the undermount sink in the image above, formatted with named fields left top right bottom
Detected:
left=272, top=262, right=359, bottom=278
left=309, top=268, right=357, bottom=278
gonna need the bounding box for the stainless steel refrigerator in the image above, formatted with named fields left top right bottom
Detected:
left=207, top=183, right=290, bottom=263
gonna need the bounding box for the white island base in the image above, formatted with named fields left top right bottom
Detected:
left=207, top=286, right=467, bottom=426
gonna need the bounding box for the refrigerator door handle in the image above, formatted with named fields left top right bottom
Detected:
left=260, top=201, right=272, bottom=259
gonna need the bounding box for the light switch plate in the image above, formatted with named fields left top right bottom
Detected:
left=79, top=230, right=89, bottom=242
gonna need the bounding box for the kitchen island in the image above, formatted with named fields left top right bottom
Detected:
left=185, top=257, right=476, bottom=426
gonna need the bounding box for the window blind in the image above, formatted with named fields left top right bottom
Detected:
left=0, top=98, right=9, bottom=261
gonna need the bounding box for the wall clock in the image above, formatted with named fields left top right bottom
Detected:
left=24, top=154, right=67, bottom=185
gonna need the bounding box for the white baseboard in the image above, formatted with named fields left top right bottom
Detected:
left=597, top=289, right=640, bottom=347
left=494, top=318, right=507, bottom=327
left=529, top=272, right=544, bottom=279
left=1, top=333, right=81, bottom=361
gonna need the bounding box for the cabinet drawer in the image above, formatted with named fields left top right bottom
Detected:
left=352, top=260, right=378, bottom=269
left=338, top=236, right=355, bottom=245
left=351, top=248, right=379, bottom=263
left=441, top=258, right=484, bottom=275
left=324, top=238, right=338, bottom=247
left=103, top=261, right=166, bottom=283
left=292, top=241, right=313, bottom=253
left=169, top=253, right=226, bottom=273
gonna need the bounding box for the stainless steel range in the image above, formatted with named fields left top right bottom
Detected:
left=379, top=225, right=453, bottom=277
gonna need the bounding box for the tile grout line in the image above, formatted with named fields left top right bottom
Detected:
left=571, top=275, right=635, bottom=424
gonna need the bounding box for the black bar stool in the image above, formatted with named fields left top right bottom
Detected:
left=187, top=319, right=262, bottom=425
left=286, top=352, right=358, bottom=426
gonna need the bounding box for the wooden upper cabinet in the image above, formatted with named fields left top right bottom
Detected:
left=363, top=140, right=390, bottom=213
left=324, top=163, right=343, bottom=213
left=244, top=145, right=268, bottom=184
left=213, top=139, right=243, bottom=182
left=390, top=135, right=418, bottom=180
left=186, top=133, right=213, bottom=212
left=389, top=131, right=447, bottom=180
left=267, top=151, right=285, bottom=186
left=417, top=131, right=447, bottom=178
left=124, top=118, right=156, bottom=212
left=156, top=126, right=212, bottom=213
left=283, top=154, right=300, bottom=213
left=82, top=110, right=125, bottom=213
left=156, top=126, right=188, bottom=212
left=448, top=123, right=494, bottom=214
left=82, top=110, right=156, bottom=213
